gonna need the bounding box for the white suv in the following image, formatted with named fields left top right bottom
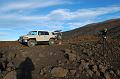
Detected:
left=18, top=31, right=59, bottom=47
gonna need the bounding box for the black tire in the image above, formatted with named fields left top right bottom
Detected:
left=27, top=39, right=36, bottom=47
left=49, top=39, right=55, bottom=45
left=57, top=35, right=62, bottom=40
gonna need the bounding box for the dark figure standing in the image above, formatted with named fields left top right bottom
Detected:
left=17, top=57, right=34, bottom=79
left=99, top=28, right=109, bottom=55
left=100, top=28, right=108, bottom=39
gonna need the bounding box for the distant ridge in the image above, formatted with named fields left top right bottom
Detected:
left=63, top=18, right=120, bottom=39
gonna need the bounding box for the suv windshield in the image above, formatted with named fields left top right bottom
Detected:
left=28, top=31, right=37, bottom=35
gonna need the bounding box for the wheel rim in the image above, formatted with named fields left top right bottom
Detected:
left=28, top=40, right=36, bottom=47
left=30, top=41, right=35, bottom=46
left=49, top=40, right=54, bottom=45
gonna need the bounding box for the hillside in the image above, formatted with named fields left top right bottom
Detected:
left=63, top=18, right=120, bottom=39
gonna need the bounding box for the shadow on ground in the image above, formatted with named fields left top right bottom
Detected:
left=16, top=57, right=34, bottom=79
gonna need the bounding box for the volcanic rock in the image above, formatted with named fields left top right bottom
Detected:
left=104, top=72, right=112, bottom=79
left=64, top=49, right=77, bottom=62
left=3, top=71, right=16, bottom=79
left=69, top=69, right=76, bottom=76
left=51, top=67, right=68, bottom=77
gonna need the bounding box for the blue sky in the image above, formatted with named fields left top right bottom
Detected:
left=0, top=0, right=120, bottom=41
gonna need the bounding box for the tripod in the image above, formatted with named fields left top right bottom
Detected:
left=96, top=35, right=113, bottom=58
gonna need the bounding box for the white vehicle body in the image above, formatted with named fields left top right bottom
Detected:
left=18, top=31, right=57, bottom=46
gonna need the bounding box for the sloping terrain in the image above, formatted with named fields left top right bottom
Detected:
left=63, top=18, right=120, bottom=39
left=0, top=18, right=120, bottom=79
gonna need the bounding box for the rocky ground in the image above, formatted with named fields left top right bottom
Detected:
left=0, top=37, right=120, bottom=79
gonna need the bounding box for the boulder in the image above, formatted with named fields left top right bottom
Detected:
left=116, top=69, right=120, bottom=76
left=3, top=71, right=16, bottom=79
left=51, top=67, right=68, bottom=77
left=84, top=62, right=90, bottom=70
left=79, top=60, right=86, bottom=72
left=92, top=65, right=98, bottom=72
left=87, top=69, right=93, bottom=77
left=64, top=49, right=77, bottom=62
left=104, top=72, right=112, bottom=79
left=69, top=69, right=76, bottom=76
left=99, top=65, right=107, bottom=73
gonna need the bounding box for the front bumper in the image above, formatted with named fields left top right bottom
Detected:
left=18, top=39, right=28, bottom=43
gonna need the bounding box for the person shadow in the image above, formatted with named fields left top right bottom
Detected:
left=16, top=57, right=35, bottom=79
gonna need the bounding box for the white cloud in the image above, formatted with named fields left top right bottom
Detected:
left=47, top=6, right=120, bottom=20
left=0, top=0, right=70, bottom=12
left=47, top=9, right=71, bottom=20
left=0, top=5, right=120, bottom=31
left=3, top=5, right=119, bottom=21
left=20, top=5, right=120, bottom=21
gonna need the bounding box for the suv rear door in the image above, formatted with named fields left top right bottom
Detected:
left=44, top=32, right=50, bottom=41
left=37, top=31, right=50, bottom=41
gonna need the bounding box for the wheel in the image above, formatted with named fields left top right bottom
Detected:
left=27, top=39, right=36, bottom=47
left=57, top=35, right=62, bottom=40
left=49, top=39, right=55, bottom=45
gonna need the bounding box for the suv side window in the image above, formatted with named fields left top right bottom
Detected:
left=29, top=31, right=37, bottom=35
left=38, top=31, right=49, bottom=35
left=38, top=31, right=44, bottom=35
left=44, top=32, right=49, bottom=35
left=41, top=32, right=45, bottom=35
left=38, top=31, right=41, bottom=35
